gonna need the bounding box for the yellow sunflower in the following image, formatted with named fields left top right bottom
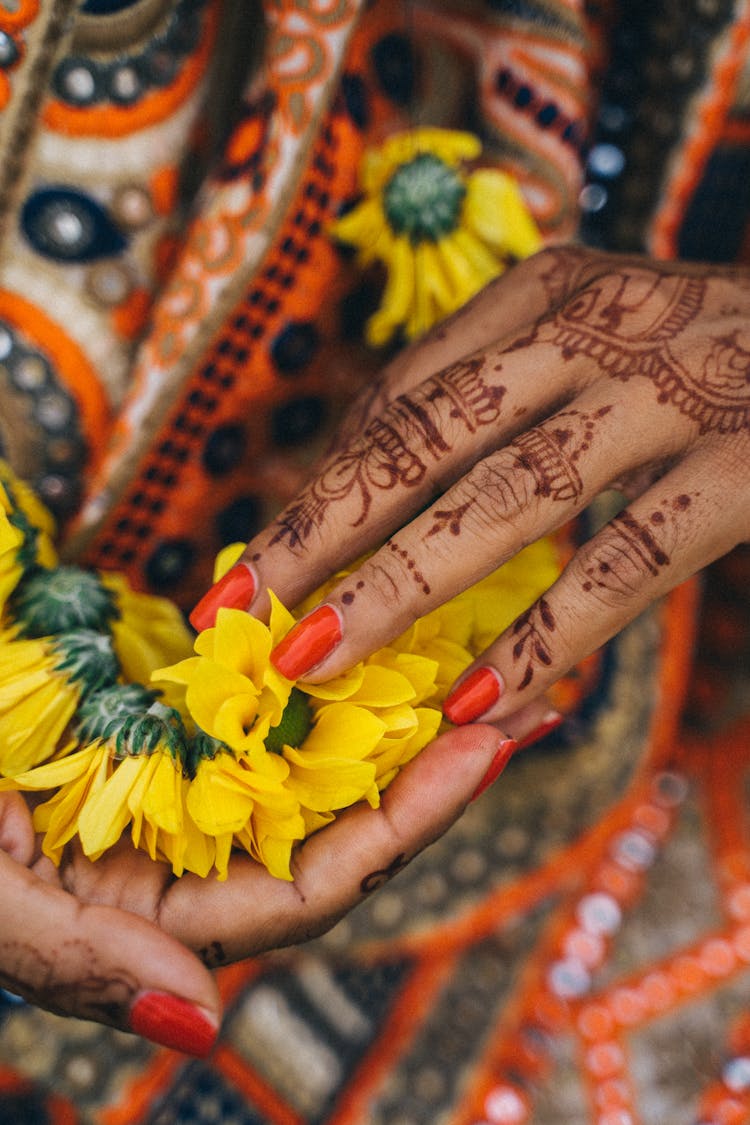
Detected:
left=186, top=732, right=305, bottom=881
left=0, top=462, right=57, bottom=614
left=100, top=571, right=195, bottom=713
left=0, top=693, right=211, bottom=876
left=0, top=627, right=120, bottom=776
left=150, top=582, right=445, bottom=880
left=0, top=514, right=563, bottom=879
left=69, top=698, right=216, bottom=876
left=329, top=128, right=542, bottom=345
left=0, top=739, right=113, bottom=864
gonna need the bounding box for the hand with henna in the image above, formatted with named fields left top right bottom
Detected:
left=0, top=711, right=552, bottom=1048
left=192, top=245, right=750, bottom=728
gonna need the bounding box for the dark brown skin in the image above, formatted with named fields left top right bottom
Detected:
left=6, top=245, right=750, bottom=1036
left=0, top=717, right=550, bottom=1035
left=234, top=247, right=750, bottom=730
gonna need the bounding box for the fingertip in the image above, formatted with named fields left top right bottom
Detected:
left=382, top=722, right=515, bottom=818
left=189, top=561, right=258, bottom=633
left=442, top=666, right=505, bottom=725
left=270, top=604, right=343, bottom=679
left=0, top=792, right=35, bottom=865
left=0, top=850, right=222, bottom=1044
left=129, top=991, right=220, bottom=1057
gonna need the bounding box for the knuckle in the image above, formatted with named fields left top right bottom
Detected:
left=434, top=456, right=533, bottom=555
left=569, top=519, right=667, bottom=613
left=357, top=546, right=428, bottom=627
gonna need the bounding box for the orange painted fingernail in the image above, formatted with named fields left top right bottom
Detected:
left=189, top=562, right=257, bottom=633
left=471, top=738, right=519, bottom=801
left=443, top=666, right=504, bottom=725
left=270, top=605, right=342, bottom=679
left=129, top=992, right=219, bottom=1057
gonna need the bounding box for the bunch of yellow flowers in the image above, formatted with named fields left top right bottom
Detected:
left=0, top=464, right=560, bottom=881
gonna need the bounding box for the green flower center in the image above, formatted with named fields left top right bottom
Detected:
left=51, top=628, right=120, bottom=695
left=76, top=682, right=159, bottom=744
left=264, top=688, right=313, bottom=753
left=11, top=565, right=118, bottom=638
left=383, top=153, right=465, bottom=243
left=112, top=701, right=188, bottom=762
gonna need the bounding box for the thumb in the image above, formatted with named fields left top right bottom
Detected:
left=0, top=844, right=221, bottom=1055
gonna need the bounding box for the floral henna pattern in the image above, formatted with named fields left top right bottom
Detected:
left=270, top=358, right=507, bottom=549
left=270, top=416, right=428, bottom=548
left=426, top=501, right=473, bottom=538
left=545, top=266, right=750, bottom=435
left=511, top=597, right=556, bottom=691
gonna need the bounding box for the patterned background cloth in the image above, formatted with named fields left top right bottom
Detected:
left=3, top=1, right=750, bottom=1123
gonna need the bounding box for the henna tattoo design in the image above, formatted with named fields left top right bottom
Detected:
left=544, top=268, right=750, bottom=434
left=0, top=938, right=139, bottom=1025
left=512, top=406, right=611, bottom=504
left=511, top=597, right=556, bottom=690
left=199, top=941, right=228, bottom=969
left=360, top=852, right=409, bottom=894
left=270, top=416, right=428, bottom=548
left=426, top=501, right=473, bottom=538
left=270, top=358, right=506, bottom=550
left=581, top=497, right=686, bottom=598
left=535, top=244, right=593, bottom=309
left=424, top=408, right=608, bottom=541
left=387, top=539, right=431, bottom=595
left=341, top=580, right=365, bottom=606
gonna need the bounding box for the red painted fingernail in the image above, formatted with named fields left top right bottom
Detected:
left=189, top=562, right=257, bottom=633
left=129, top=992, right=219, bottom=1057
left=516, top=710, right=564, bottom=750
left=443, top=667, right=504, bottom=725
left=471, top=738, right=519, bottom=801
left=271, top=605, right=342, bottom=679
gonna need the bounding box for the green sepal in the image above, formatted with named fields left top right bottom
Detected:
left=76, top=682, right=159, bottom=744
left=51, top=629, right=120, bottom=695
left=11, top=565, right=118, bottom=638
left=7, top=507, right=42, bottom=572
left=264, top=687, right=313, bottom=753
left=112, top=701, right=188, bottom=765
left=185, top=730, right=231, bottom=779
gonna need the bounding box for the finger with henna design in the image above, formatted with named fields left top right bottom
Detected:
left=440, top=451, right=748, bottom=726
left=269, top=382, right=682, bottom=683
left=0, top=804, right=221, bottom=1054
